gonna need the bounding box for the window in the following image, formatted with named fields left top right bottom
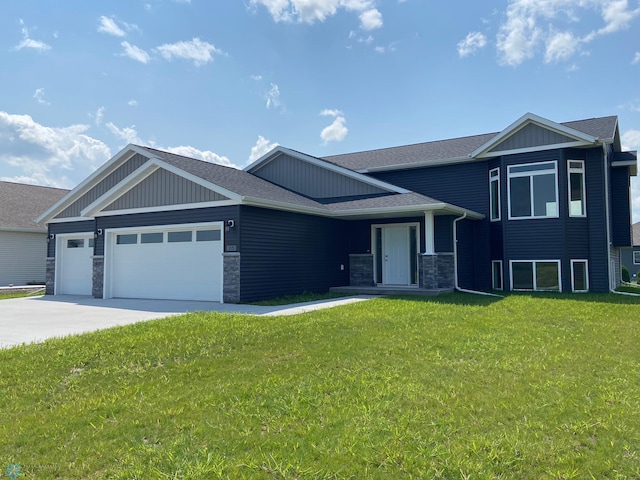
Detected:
left=168, top=231, right=192, bottom=243
left=489, top=168, right=500, bottom=221
left=571, top=260, right=589, bottom=292
left=634, top=251, right=640, bottom=265
left=568, top=160, right=586, bottom=217
left=196, top=229, right=221, bottom=242
left=508, top=161, right=558, bottom=219
left=510, top=260, right=561, bottom=291
left=67, top=239, right=84, bottom=248
left=88, top=238, right=95, bottom=248
left=116, top=234, right=137, bottom=245
left=141, top=232, right=163, bottom=244
left=492, top=260, right=503, bottom=290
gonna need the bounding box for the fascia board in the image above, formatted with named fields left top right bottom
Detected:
left=247, top=146, right=411, bottom=194
left=356, top=156, right=481, bottom=173
left=475, top=140, right=595, bottom=159
left=470, top=113, right=599, bottom=159
left=36, top=144, right=148, bottom=223
left=93, top=200, right=240, bottom=217
left=46, top=216, right=93, bottom=224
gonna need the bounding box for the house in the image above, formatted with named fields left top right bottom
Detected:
left=0, top=181, right=69, bottom=286
left=37, top=113, right=637, bottom=302
left=621, top=222, right=640, bottom=280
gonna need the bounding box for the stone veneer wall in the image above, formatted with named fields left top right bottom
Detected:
left=420, top=254, right=438, bottom=289
left=45, top=257, right=55, bottom=295
left=92, top=256, right=104, bottom=298
left=349, top=254, right=374, bottom=286
left=223, top=252, right=240, bottom=303
left=437, top=253, right=455, bottom=289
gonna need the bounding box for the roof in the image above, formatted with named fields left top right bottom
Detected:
left=0, top=181, right=69, bottom=232
left=633, top=222, right=640, bottom=246
left=323, top=115, right=620, bottom=172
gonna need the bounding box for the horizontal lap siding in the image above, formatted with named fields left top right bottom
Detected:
left=239, top=206, right=348, bottom=302
left=585, top=148, right=608, bottom=291
left=611, top=166, right=632, bottom=247
left=0, top=231, right=47, bottom=285
left=48, top=220, right=96, bottom=257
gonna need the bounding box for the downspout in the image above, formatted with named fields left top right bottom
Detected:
left=453, top=213, right=503, bottom=297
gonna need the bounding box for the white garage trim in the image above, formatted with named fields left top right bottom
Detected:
left=103, top=222, right=225, bottom=302
left=55, top=232, right=94, bottom=295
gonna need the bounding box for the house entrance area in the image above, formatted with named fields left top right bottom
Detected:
left=372, top=223, right=418, bottom=286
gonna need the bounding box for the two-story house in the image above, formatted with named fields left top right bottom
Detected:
left=37, top=113, right=637, bottom=302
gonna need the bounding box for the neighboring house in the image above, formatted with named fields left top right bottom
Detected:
left=0, top=181, right=69, bottom=286
left=37, top=113, right=637, bottom=302
left=621, top=222, right=640, bottom=280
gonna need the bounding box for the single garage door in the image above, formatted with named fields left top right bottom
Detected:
left=57, top=234, right=94, bottom=295
left=107, top=224, right=223, bottom=301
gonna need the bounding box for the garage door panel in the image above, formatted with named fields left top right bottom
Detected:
left=109, top=226, right=222, bottom=301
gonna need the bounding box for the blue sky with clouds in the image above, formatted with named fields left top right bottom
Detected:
left=1, top=0, right=639, bottom=217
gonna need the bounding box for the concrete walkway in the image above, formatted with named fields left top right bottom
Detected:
left=0, top=294, right=377, bottom=349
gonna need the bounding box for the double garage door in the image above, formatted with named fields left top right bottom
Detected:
left=57, top=223, right=224, bottom=301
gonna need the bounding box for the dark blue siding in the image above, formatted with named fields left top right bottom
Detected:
left=435, top=215, right=454, bottom=252
left=239, top=206, right=349, bottom=302
left=48, top=220, right=96, bottom=257
left=584, top=148, right=609, bottom=291
left=611, top=166, right=632, bottom=247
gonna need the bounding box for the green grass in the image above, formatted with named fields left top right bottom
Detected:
left=1, top=293, right=639, bottom=479
left=250, top=291, right=352, bottom=306
left=0, top=290, right=44, bottom=300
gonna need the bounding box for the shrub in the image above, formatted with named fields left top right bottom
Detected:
left=622, top=265, right=630, bottom=282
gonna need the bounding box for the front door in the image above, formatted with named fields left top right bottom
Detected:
left=383, top=226, right=410, bottom=285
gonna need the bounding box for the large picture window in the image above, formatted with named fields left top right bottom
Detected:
left=510, top=260, right=561, bottom=291
left=508, top=161, right=558, bottom=219
left=489, top=168, right=500, bottom=221
left=568, top=160, right=586, bottom=217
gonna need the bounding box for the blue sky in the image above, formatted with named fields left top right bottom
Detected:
left=1, top=0, right=639, bottom=218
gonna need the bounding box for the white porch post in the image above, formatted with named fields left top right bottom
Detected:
left=424, top=211, right=435, bottom=254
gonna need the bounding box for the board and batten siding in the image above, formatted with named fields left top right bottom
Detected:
left=238, top=206, right=349, bottom=302
left=56, top=153, right=149, bottom=218
left=103, top=169, right=228, bottom=212
left=253, top=153, right=389, bottom=199
left=0, top=231, right=47, bottom=285
left=489, top=123, right=575, bottom=153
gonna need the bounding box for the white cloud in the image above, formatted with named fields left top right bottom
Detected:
left=97, top=16, right=126, bottom=37
left=248, top=135, right=279, bottom=163
left=127, top=99, right=138, bottom=107
left=249, top=0, right=383, bottom=29
left=165, top=145, right=237, bottom=168
left=94, top=107, right=105, bottom=126
left=633, top=51, right=640, bottom=64
left=457, top=31, right=487, bottom=57
left=106, top=122, right=143, bottom=145
left=0, top=111, right=111, bottom=188
left=14, top=19, right=51, bottom=53
left=266, top=83, right=282, bottom=109
left=320, top=109, right=348, bottom=144
left=120, top=41, right=151, bottom=64
left=622, top=129, right=640, bottom=151
left=495, top=0, right=640, bottom=66
left=156, top=38, right=223, bottom=66
left=359, top=9, right=383, bottom=30
left=33, top=88, right=50, bottom=105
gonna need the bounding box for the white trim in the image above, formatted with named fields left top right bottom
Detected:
left=507, top=160, right=559, bottom=220
left=103, top=221, right=224, bottom=301
left=245, top=146, right=411, bottom=194
left=356, top=156, right=480, bottom=174
left=424, top=211, right=435, bottom=254
left=603, top=144, right=614, bottom=291
left=489, top=167, right=500, bottom=222
left=54, top=231, right=94, bottom=295
left=567, top=159, right=586, bottom=218
left=371, top=222, right=420, bottom=287
left=633, top=250, right=640, bottom=265
left=470, top=113, right=598, bottom=159
left=570, top=259, right=589, bottom=292
left=509, top=259, right=562, bottom=292
left=475, top=141, right=593, bottom=159
left=491, top=260, right=503, bottom=290
left=47, top=216, right=93, bottom=224
left=93, top=200, right=240, bottom=217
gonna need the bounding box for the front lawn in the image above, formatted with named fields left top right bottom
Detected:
left=0, top=289, right=44, bottom=300
left=1, top=293, right=639, bottom=478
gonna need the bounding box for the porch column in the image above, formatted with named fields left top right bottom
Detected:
left=424, top=211, right=435, bottom=254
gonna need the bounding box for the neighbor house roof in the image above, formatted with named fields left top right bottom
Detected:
left=633, top=222, right=640, bottom=246
left=324, top=115, right=619, bottom=172
left=0, top=181, right=69, bottom=232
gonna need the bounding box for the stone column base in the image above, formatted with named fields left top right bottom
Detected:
left=92, top=256, right=104, bottom=298
left=223, top=253, right=241, bottom=303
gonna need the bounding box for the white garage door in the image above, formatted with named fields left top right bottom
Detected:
left=107, top=224, right=223, bottom=302
left=57, top=234, right=94, bottom=295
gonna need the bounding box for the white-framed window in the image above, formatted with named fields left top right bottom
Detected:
left=510, top=260, right=561, bottom=291
left=492, top=260, right=503, bottom=290
left=634, top=251, right=640, bottom=265
left=568, top=160, right=586, bottom=217
left=489, top=168, right=500, bottom=221
left=571, top=260, right=589, bottom=292
left=508, top=161, right=558, bottom=219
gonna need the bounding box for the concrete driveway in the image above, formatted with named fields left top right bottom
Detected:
left=0, top=294, right=376, bottom=349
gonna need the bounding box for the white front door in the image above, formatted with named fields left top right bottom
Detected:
left=57, top=234, right=94, bottom=295
left=383, top=226, right=410, bottom=285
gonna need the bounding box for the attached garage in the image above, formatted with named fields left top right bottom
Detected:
left=104, top=222, right=224, bottom=302
left=56, top=233, right=94, bottom=295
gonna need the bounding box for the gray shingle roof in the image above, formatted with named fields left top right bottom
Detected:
left=633, top=222, right=640, bottom=246
left=324, top=116, right=619, bottom=171
left=0, top=181, right=69, bottom=231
